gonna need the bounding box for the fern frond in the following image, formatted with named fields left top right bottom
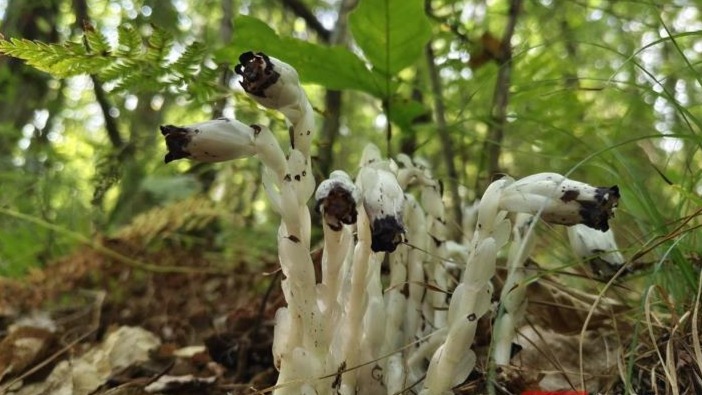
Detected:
left=0, top=24, right=220, bottom=101
left=0, top=38, right=111, bottom=77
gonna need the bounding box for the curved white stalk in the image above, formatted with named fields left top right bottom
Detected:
left=338, top=204, right=373, bottom=395
left=252, top=124, right=287, bottom=181
left=403, top=194, right=427, bottom=345
left=235, top=51, right=322, bottom=393
left=493, top=213, right=535, bottom=365
left=422, top=178, right=510, bottom=394
left=422, top=182, right=450, bottom=330
left=396, top=153, right=452, bottom=333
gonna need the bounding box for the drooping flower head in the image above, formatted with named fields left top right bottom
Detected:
left=234, top=51, right=280, bottom=98
left=568, top=224, right=625, bottom=278
left=159, top=118, right=256, bottom=163
left=315, top=171, right=360, bottom=231
left=357, top=145, right=406, bottom=252
left=499, top=173, right=620, bottom=231
left=233, top=51, right=304, bottom=113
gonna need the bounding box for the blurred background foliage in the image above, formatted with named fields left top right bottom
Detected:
left=0, top=0, right=700, bottom=299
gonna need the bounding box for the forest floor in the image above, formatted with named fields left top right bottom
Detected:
left=0, top=212, right=700, bottom=394
left=0, top=233, right=286, bottom=394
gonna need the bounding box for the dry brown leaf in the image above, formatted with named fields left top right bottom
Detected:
left=511, top=325, right=620, bottom=393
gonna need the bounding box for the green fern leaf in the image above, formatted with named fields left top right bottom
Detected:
left=117, top=25, right=142, bottom=57
left=0, top=38, right=110, bottom=77
left=84, top=28, right=111, bottom=56
left=145, top=26, right=174, bottom=64
left=171, top=42, right=206, bottom=77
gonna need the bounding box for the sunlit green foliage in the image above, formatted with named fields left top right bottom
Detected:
left=0, top=24, right=219, bottom=100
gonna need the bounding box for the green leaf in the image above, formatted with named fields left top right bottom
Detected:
left=172, top=42, right=206, bottom=76
left=349, top=0, right=432, bottom=75
left=84, top=28, right=111, bottom=55
left=117, top=25, right=142, bottom=57
left=216, top=15, right=386, bottom=97
left=387, top=95, right=430, bottom=131
left=145, top=26, right=174, bottom=64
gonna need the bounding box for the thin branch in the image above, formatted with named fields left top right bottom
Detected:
left=279, top=0, right=331, bottom=42
left=74, top=1, right=125, bottom=149
left=318, top=90, right=341, bottom=178
left=92, top=75, right=124, bottom=148
left=317, top=0, right=359, bottom=178
left=425, top=41, right=463, bottom=238
left=480, top=0, right=522, bottom=191
left=213, top=0, right=234, bottom=119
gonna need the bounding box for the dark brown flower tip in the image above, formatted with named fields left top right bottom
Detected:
left=580, top=186, right=620, bottom=231
left=370, top=216, right=405, bottom=253
left=159, top=125, right=192, bottom=163
left=315, top=186, right=358, bottom=231
left=233, top=51, right=280, bottom=98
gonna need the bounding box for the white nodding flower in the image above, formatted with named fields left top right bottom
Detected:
left=568, top=224, right=625, bottom=278
left=234, top=51, right=304, bottom=114
left=315, top=170, right=360, bottom=231
left=357, top=166, right=405, bottom=253
left=498, top=172, right=620, bottom=231
left=159, top=118, right=256, bottom=163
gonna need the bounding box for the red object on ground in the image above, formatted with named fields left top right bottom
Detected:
left=522, top=391, right=587, bottom=395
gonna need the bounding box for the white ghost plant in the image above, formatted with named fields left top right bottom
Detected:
left=160, top=51, right=622, bottom=395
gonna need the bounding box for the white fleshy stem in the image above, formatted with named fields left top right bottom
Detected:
left=382, top=194, right=429, bottom=393
left=234, top=52, right=322, bottom=393
left=493, top=213, right=535, bottom=365
left=422, top=182, right=450, bottom=330
left=335, top=150, right=405, bottom=394
left=402, top=194, right=430, bottom=387
left=395, top=156, right=430, bottom=350
left=397, top=154, right=451, bottom=331
left=338, top=204, right=373, bottom=395
left=313, top=170, right=360, bottom=382
left=383, top=245, right=408, bottom=392
left=319, top=220, right=352, bottom=316
left=421, top=178, right=511, bottom=394
left=397, top=155, right=457, bottom=390
left=360, top=249, right=388, bottom=394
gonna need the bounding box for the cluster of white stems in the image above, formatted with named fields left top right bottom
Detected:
left=160, top=53, right=621, bottom=394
